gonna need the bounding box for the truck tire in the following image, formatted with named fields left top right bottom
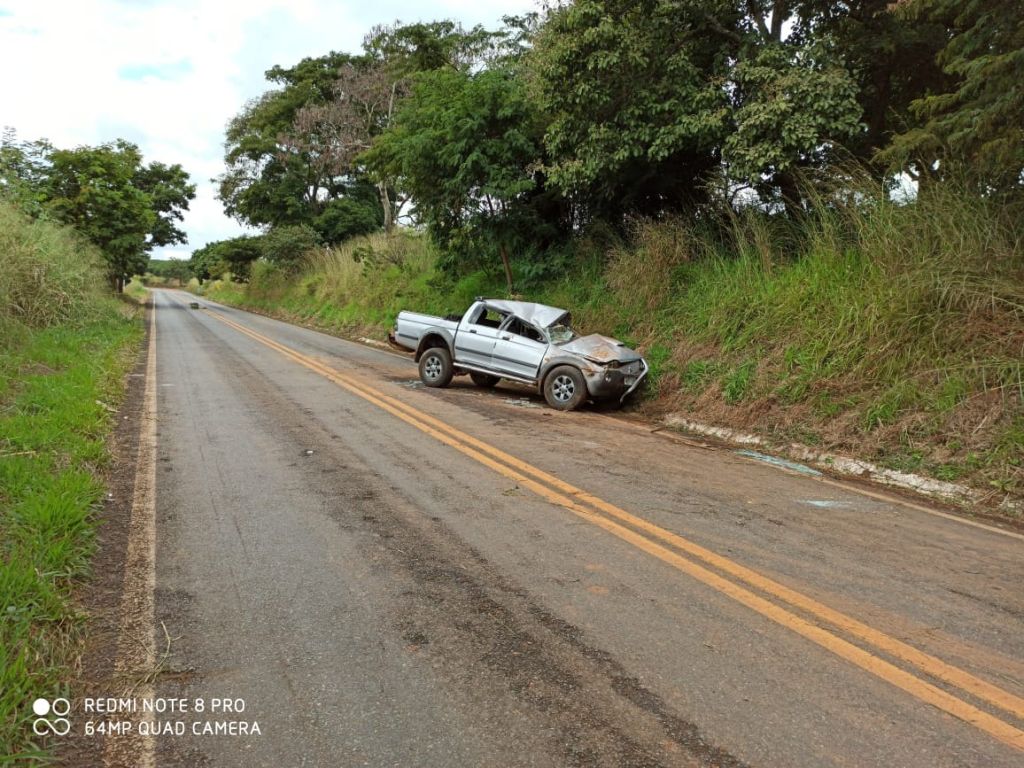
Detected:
left=419, top=347, right=454, bottom=388
left=543, top=365, right=587, bottom=411
left=469, top=371, right=500, bottom=388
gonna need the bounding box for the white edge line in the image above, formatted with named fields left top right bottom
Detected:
left=103, top=297, right=158, bottom=767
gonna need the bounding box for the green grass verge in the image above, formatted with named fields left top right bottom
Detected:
left=1, top=200, right=146, bottom=760
left=0, top=303, right=143, bottom=761
left=123, top=277, right=149, bottom=305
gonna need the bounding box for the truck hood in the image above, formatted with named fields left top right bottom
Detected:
left=558, top=334, right=644, bottom=364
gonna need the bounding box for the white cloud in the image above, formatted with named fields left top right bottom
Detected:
left=0, top=0, right=535, bottom=260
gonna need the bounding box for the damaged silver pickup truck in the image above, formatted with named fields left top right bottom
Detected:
left=389, top=298, right=648, bottom=410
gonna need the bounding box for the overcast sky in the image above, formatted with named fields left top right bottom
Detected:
left=0, top=0, right=535, bottom=260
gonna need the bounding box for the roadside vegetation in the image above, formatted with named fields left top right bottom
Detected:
left=123, top=276, right=149, bottom=304
left=187, top=0, right=1023, bottom=506
left=0, top=201, right=144, bottom=760
left=0, top=131, right=194, bottom=292
left=199, top=181, right=1023, bottom=503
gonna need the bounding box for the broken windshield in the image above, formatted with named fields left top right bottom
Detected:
left=546, top=323, right=577, bottom=344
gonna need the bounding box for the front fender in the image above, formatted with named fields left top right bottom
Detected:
left=537, top=354, right=601, bottom=394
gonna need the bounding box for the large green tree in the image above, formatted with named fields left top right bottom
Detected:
left=146, top=257, right=192, bottom=284
left=722, top=41, right=862, bottom=213
left=794, top=0, right=949, bottom=169
left=189, top=235, right=264, bottom=282
left=882, top=0, right=1024, bottom=194
left=43, top=140, right=194, bottom=289
left=363, top=19, right=499, bottom=75
left=364, top=65, right=561, bottom=290
left=283, top=60, right=405, bottom=232
left=217, top=52, right=383, bottom=241
left=0, top=131, right=54, bottom=215
left=529, top=1, right=872, bottom=219
left=528, top=0, right=735, bottom=222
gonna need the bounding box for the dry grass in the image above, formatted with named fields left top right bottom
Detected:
left=0, top=202, right=107, bottom=331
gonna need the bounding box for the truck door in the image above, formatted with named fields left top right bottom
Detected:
left=491, top=317, right=548, bottom=380
left=454, top=304, right=506, bottom=368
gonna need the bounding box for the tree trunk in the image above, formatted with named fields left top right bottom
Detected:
left=379, top=181, right=393, bottom=233
left=498, top=242, right=514, bottom=295
left=776, top=170, right=802, bottom=219
left=379, top=79, right=399, bottom=234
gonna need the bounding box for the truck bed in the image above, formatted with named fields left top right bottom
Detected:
left=392, top=311, right=459, bottom=351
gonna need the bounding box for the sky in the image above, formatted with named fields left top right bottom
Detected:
left=0, top=0, right=535, bottom=260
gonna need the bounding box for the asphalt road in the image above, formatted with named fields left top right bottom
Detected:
left=140, top=288, right=1023, bottom=767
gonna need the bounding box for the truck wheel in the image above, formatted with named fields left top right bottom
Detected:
left=543, top=366, right=587, bottom=411
left=419, top=347, right=454, bottom=388
left=469, top=372, right=499, bottom=388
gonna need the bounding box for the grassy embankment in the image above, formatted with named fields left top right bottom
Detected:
left=195, top=187, right=1024, bottom=505
left=0, top=202, right=144, bottom=761
left=123, top=276, right=149, bottom=304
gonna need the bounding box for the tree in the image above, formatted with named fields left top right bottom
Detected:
left=364, top=66, right=560, bottom=291
left=189, top=242, right=222, bottom=283
left=793, top=0, right=949, bottom=172
left=189, top=236, right=264, bottom=282
left=217, top=52, right=383, bottom=240
left=883, top=0, right=1024, bottom=194
left=275, top=21, right=500, bottom=238
left=44, top=140, right=194, bottom=289
left=529, top=1, right=876, bottom=219
left=283, top=60, right=405, bottom=232
left=363, top=20, right=499, bottom=74
left=722, top=42, right=862, bottom=214
left=259, top=225, right=321, bottom=272
left=146, top=257, right=192, bottom=284
left=136, top=161, right=194, bottom=248
left=528, top=0, right=735, bottom=223
left=0, top=130, right=52, bottom=215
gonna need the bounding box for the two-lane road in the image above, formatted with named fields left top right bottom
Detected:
left=117, top=289, right=1023, bottom=766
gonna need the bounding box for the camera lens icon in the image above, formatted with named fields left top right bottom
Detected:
left=32, top=697, right=71, bottom=736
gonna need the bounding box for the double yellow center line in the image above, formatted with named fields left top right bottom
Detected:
left=183, top=297, right=1024, bottom=753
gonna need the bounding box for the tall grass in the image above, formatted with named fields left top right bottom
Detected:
left=0, top=202, right=107, bottom=332
left=0, top=201, right=143, bottom=759
left=659, top=184, right=1024, bottom=403
left=590, top=185, right=1023, bottom=494
left=204, top=231, right=489, bottom=334
left=124, top=276, right=149, bottom=304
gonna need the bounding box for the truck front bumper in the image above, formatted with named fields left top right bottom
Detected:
left=584, top=360, right=649, bottom=402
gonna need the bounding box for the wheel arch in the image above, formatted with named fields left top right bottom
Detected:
left=538, top=357, right=588, bottom=394
left=415, top=331, right=454, bottom=362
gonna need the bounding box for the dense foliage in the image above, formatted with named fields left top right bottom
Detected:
left=882, top=0, right=1024, bottom=194
left=0, top=131, right=194, bottom=289
left=201, top=2, right=1022, bottom=283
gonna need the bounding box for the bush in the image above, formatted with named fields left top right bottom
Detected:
left=124, top=276, right=149, bottom=304
left=260, top=224, right=322, bottom=271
